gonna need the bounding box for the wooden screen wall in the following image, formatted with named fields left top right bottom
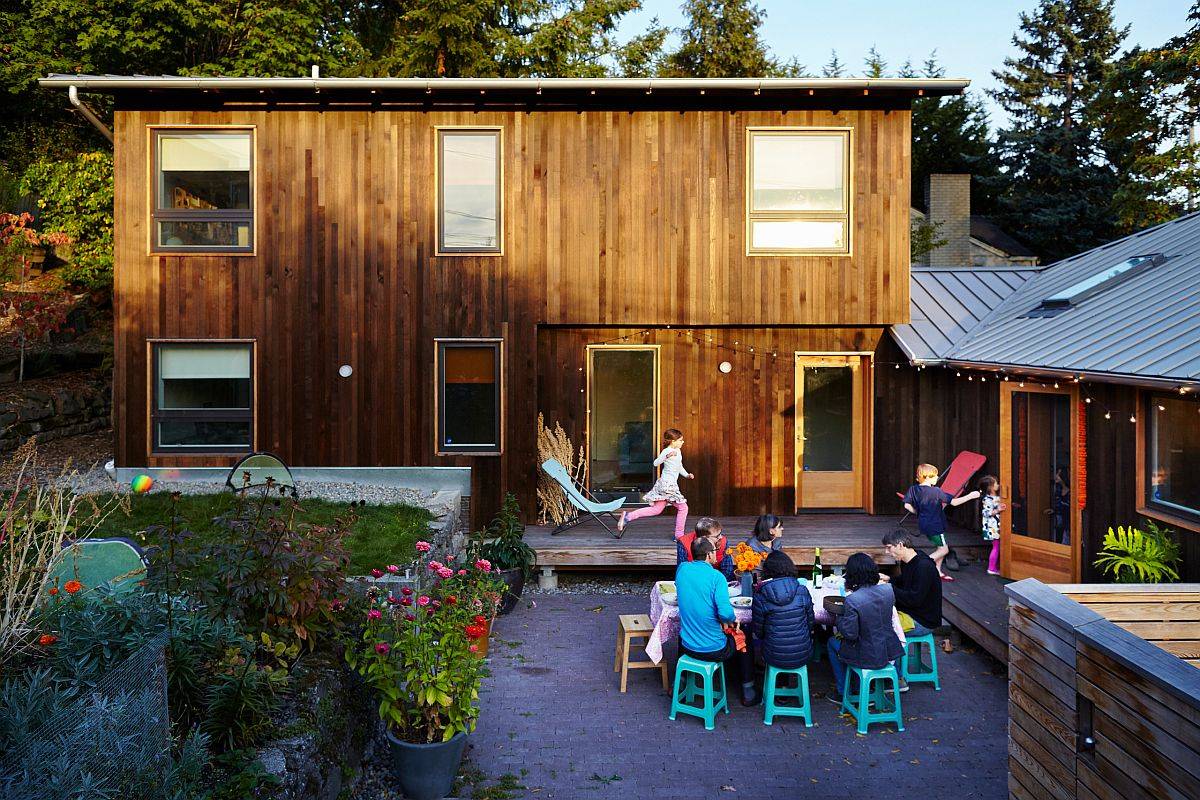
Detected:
left=1006, top=580, right=1200, bottom=800
left=538, top=326, right=882, bottom=516
left=111, top=107, right=911, bottom=522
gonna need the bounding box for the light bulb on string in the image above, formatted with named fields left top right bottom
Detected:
left=1129, top=414, right=1137, bottom=423
left=1104, top=411, right=1111, bottom=419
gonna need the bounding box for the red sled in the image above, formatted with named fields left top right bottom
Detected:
left=895, top=450, right=988, bottom=502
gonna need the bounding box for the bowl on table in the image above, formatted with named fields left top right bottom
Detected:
left=661, top=592, right=678, bottom=606
left=728, top=582, right=741, bottom=598
left=731, top=596, right=753, bottom=609
left=823, top=595, right=846, bottom=616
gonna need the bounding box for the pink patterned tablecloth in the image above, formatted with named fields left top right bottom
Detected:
left=645, top=580, right=841, bottom=664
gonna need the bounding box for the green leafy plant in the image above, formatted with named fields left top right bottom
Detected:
left=19, top=152, right=114, bottom=291
left=474, top=493, right=535, bottom=580
left=1093, top=521, right=1181, bottom=583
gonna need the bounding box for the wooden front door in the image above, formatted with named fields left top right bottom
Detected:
left=1000, top=382, right=1081, bottom=582
left=795, top=354, right=869, bottom=510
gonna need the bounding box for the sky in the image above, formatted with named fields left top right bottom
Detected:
left=618, top=0, right=1195, bottom=127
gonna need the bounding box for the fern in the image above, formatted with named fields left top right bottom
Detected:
left=1093, top=524, right=1181, bottom=583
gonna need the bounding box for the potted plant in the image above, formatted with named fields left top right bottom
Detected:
left=434, top=548, right=505, bottom=657
left=1094, top=520, right=1181, bottom=583
left=346, top=554, right=490, bottom=800
left=473, top=493, right=535, bottom=615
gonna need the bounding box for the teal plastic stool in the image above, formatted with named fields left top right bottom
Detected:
left=901, top=632, right=941, bottom=690
left=763, top=665, right=813, bottom=726
left=669, top=655, right=729, bottom=730
left=840, top=665, right=904, bottom=734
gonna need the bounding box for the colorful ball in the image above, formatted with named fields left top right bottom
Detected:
left=131, top=474, right=154, bottom=494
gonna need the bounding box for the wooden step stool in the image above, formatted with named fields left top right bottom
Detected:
left=614, top=614, right=669, bottom=693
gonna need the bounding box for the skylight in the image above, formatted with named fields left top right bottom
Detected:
left=1040, top=254, right=1164, bottom=309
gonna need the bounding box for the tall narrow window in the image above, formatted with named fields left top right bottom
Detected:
left=436, top=339, right=502, bottom=454
left=152, top=129, right=253, bottom=252
left=152, top=342, right=253, bottom=453
left=1146, top=394, right=1200, bottom=519
left=746, top=129, right=851, bottom=255
left=437, top=129, right=501, bottom=254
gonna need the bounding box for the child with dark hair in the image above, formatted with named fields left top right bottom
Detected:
left=676, top=517, right=735, bottom=579
left=745, top=514, right=785, bottom=555
left=751, top=551, right=815, bottom=669
left=979, top=475, right=1005, bottom=575
left=827, top=553, right=905, bottom=704
left=902, top=463, right=981, bottom=582
left=618, top=428, right=693, bottom=538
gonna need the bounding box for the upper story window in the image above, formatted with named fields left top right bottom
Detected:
left=435, top=339, right=502, bottom=455
left=1146, top=393, right=1199, bottom=520
left=746, top=128, right=851, bottom=256
left=437, top=129, right=502, bottom=255
left=152, top=341, right=254, bottom=453
left=152, top=129, right=253, bottom=253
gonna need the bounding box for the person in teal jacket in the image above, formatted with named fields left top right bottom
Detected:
left=676, top=536, right=759, bottom=705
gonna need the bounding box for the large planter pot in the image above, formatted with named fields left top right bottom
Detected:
left=496, top=568, right=525, bottom=616
left=386, top=729, right=468, bottom=800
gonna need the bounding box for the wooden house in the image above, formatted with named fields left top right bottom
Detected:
left=40, top=73, right=970, bottom=528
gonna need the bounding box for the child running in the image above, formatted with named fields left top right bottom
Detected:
left=979, top=475, right=1005, bottom=575
left=902, top=463, right=981, bottom=582
left=618, top=428, right=693, bottom=539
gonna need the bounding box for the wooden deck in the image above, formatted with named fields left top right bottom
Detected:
left=941, top=563, right=1011, bottom=663
left=528, top=514, right=986, bottom=568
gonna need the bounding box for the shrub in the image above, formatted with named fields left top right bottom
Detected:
left=1094, top=520, right=1181, bottom=583
left=19, top=152, right=114, bottom=291
left=474, top=493, right=535, bottom=580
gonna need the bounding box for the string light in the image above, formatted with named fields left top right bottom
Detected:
left=1129, top=414, right=1137, bottom=423
left=1105, top=411, right=1112, bottom=419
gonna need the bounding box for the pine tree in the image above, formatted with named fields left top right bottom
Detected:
left=822, top=50, right=845, bottom=78
left=911, top=53, right=1003, bottom=212
left=864, top=46, right=887, bottom=78
left=990, top=0, right=1127, bottom=261
left=660, top=0, right=779, bottom=77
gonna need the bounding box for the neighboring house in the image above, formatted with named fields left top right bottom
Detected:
left=40, top=73, right=969, bottom=526
left=911, top=173, right=1039, bottom=268
left=881, top=212, right=1200, bottom=581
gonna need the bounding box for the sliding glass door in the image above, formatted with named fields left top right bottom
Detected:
left=587, top=346, right=659, bottom=501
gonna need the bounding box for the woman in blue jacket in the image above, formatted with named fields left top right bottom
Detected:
left=751, top=551, right=815, bottom=669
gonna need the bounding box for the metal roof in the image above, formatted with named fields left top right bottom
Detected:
left=891, top=265, right=1041, bottom=362
left=897, top=211, right=1200, bottom=387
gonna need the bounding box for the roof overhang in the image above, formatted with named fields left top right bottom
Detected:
left=39, top=75, right=969, bottom=112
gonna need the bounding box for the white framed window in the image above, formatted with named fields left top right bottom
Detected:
left=436, top=128, right=502, bottom=255
left=151, top=341, right=254, bottom=453
left=746, top=128, right=852, bottom=255
left=151, top=128, right=254, bottom=252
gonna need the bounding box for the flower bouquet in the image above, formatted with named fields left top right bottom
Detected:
left=731, top=542, right=767, bottom=596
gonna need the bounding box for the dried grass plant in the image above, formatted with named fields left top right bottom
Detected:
left=0, top=439, right=123, bottom=667
left=536, top=413, right=586, bottom=526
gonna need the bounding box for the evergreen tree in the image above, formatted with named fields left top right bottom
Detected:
left=911, top=53, right=1003, bottom=213
left=864, top=46, right=887, bottom=78
left=990, top=0, right=1127, bottom=261
left=822, top=50, right=845, bottom=78
left=660, top=0, right=779, bottom=77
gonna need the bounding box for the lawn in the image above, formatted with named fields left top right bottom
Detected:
left=90, top=490, right=432, bottom=574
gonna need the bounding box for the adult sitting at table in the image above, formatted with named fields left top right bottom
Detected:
left=676, top=536, right=759, bottom=706
left=751, top=551, right=815, bottom=668
left=744, top=514, right=786, bottom=555
left=826, top=553, right=904, bottom=705
left=677, top=517, right=735, bottom=580
left=880, top=529, right=942, bottom=638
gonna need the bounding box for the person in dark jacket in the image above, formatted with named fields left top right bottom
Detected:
left=744, top=514, right=786, bottom=555
left=880, top=529, right=942, bottom=637
left=827, top=553, right=904, bottom=703
left=751, top=551, right=815, bottom=669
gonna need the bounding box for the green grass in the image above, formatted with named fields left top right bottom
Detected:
left=90, top=491, right=432, bottom=574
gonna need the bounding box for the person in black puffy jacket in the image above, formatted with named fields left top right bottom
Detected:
left=751, top=551, right=815, bottom=669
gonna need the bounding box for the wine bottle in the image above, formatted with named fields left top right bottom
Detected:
left=812, top=547, right=823, bottom=585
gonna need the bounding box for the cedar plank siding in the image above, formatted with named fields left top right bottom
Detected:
left=112, top=108, right=911, bottom=523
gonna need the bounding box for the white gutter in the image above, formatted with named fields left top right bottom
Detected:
left=41, top=75, right=969, bottom=93
left=68, top=85, right=113, bottom=143
left=920, top=357, right=1197, bottom=392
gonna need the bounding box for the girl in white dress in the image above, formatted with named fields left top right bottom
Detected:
left=618, top=428, right=694, bottom=539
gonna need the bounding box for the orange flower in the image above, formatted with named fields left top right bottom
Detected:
left=37, top=634, right=57, bottom=646
left=64, top=580, right=83, bottom=595
left=48, top=587, right=59, bottom=596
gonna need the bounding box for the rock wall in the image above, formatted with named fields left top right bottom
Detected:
left=0, top=370, right=111, bottom=452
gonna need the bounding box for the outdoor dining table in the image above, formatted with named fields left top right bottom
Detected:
left=645, top=578, right=845, bottom=664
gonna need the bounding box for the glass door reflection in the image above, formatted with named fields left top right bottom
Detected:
left=587, top=346, right=658, bottom=500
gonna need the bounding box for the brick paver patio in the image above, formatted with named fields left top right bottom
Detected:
left=470, top=593, right=1009, bottom=799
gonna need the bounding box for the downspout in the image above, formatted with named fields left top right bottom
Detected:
left=68, top=85, right=113, bottom=143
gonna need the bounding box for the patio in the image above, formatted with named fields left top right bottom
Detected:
left=469, top=592, right=1010, bottom=798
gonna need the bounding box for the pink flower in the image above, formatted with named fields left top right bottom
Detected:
left=375, top=642, right=390, bottom=654
left=474, top=558, right=492, bottom=572
left=405, top=613, right=415, bottom=621
left=370, top=568, right=384, bottom=579
left=469, top=644, right=479, bottom=653
left=367, top=609, right=382, bottom=620
left=415, top=541, right=432, bottom=553
left=437, top=567, right=454, bottom=579
left=427, top=560, right=444, bottom=572
left=457, top=569, right=467, bottom=576
left=400, top=596, right=412, bottom=606
left=401, top=587, right=414, bottom=596
left=386, top=564, right=400, bottom=574
left=417, top=595, right=431, bottom=607
left=387, top=596, right=400, bottom=605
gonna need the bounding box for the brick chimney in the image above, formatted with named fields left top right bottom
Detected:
left=925, top=174, right=971, bottom=267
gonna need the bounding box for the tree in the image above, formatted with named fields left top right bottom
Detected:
left=0, top=213, right=72, bottom=381
left=659, top=0, right=779, bottom=77
left=864, top=46, right=887, bottom=78
left=990, top=0, right=1127, bottom=261
left=822, top=50, right=845, bottom=78
left=911, top=53, right=1003, bottom=212
left=20, top=153, right=114, bottom=291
